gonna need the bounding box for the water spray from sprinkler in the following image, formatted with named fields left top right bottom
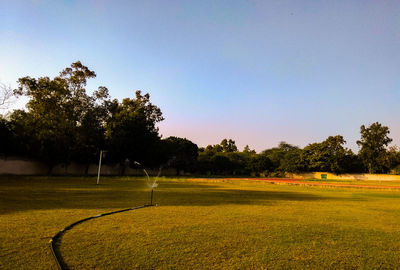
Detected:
left=134, top=161, right=158, bottom=205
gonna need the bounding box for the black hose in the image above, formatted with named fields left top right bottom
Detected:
left=49, top=205, right=153, bottom=270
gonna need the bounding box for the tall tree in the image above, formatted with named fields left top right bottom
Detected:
left=106, top=90, right=163, bottom=168
left=163, top=136, right=198, bottom=175
left=262, top=142, right=299, bottom=171
left=14, top=61, right=110, bottom=171
left=323, top=135, right=352, bottom=174
left=357, top=122, right=392, bottom=173
left=279, top=148, right=304, bottom=173
left=71, top=86, right=113, bottom=173
left=15, top=74, right=75, bottom=168
left=220, top=139, right=238, bottom=152
left=301, top=135, right=352, bottom=174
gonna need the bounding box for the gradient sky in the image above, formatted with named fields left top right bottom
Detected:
left=1, top=0, right=400, bottom=152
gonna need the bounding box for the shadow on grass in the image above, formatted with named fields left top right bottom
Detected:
left=0, top=178, right=361, bottom=214
left=155, top=188, right=332, bottom=206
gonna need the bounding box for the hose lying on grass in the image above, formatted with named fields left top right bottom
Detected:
left=49, top=205, right=153, bottom=270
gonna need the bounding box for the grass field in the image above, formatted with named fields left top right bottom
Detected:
left=2, top=176, right=400, bottom=269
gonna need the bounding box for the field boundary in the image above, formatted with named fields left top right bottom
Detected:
left=49, top=205, right=153, bottom=270
left=189, top=178, right=400, bottom=190
left=286, top=172, right=400, bottom=181
left=254, top=178, right=400, bottom=190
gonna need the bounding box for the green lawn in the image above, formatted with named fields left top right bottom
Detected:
left=1, top=177, right=400, bottom=269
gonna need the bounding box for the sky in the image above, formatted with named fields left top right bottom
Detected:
left=1, top=0, right=399, bottom=152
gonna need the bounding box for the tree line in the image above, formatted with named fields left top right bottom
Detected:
left=0, top=62, right=399, bottom=175
left=197, top=128, right=399, bottom=176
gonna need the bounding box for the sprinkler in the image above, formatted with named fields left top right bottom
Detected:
left=134, top=161, right=158, bottom=205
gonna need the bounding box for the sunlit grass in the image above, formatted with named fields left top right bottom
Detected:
left=1, top=176, right=400, bottom=269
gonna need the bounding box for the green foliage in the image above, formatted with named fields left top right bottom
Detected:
left=211, top=154, right=233, bottom=173
left=195, top=135, right=393, bottom=176
left=5, top=62, right=400, bottom=176
left=8, top=110, right=40, bottom=157
left=243, top=144, right=256, bottom=154
left=105, top=91, right=163, bottom=167
left=12, top=62, right=112, bottom=169
left=387, top=146, right=400, bottom=174
left=220, top=138, right=238, bottom=152
left=278, top=148, right=304, bottom=173
left=0, top=116, right=12, bottom=154
left=8, top=62, right=170, bottom=172
left=357, top=122, right=393, bottom=173
left=261, top=142, right=299, bottom=172
left=163, top=136, right=198, bottom=175
left=391, top=165, right=400, bottom=175
left=203, top=138, right=238, bottom=155
left=246, top=154, right=273, bottom=176
left=301, top=135, right=352, bottom=174
left=197, top=151, right=253, bottom=175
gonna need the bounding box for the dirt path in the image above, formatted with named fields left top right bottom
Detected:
left=189, top=178, right=400, bottom=190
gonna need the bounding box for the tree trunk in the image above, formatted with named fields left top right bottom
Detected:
left=120, top=164, right=126, bottom=176
left=84, top=163, right=90, bottom=176
left=47, top=164, right=54, bottom=175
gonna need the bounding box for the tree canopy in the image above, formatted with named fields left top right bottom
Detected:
left=105, top=90, right=164, bottom=166
left=3, top=62, right=168, bottom=173
left=11, top=62, right=111, bottom=169
left=1, top=62, right=399, bottom=176
left=357, top=122, right=392, bottom=173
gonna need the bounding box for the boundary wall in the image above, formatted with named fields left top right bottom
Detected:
left=0, top=157, right=177, bottom=176
left=2, top=157, right=400, bottom=180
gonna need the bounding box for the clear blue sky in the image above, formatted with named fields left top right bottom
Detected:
left=1, top=0, right=399, bottom=152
